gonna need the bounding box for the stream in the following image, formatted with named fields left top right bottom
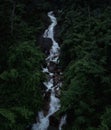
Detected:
left=32, top=11, right=66, bottom=130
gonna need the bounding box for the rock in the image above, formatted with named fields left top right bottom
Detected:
left=48, top=126, right=58, bottom=130
left=55, top=88, right=61, bottom=98
left=25, top=125, right=32, bottom=130
left=54, top=25, right=61, bottom=43
left=53, top=73, right=61, bottom=85
left=49, top=115, right=59, bottom=128
left=43, top=91, right=51, bottom=116
left=48, top=61, right=57, bottom=73
left=43, top=102, right=50, bottom=116
left=38, top=37, right=52, bottom=54
left=44, top=91, right=51, bottom=102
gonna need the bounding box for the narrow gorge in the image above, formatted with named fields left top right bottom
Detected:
left=32, top=11, right=66, bottom=130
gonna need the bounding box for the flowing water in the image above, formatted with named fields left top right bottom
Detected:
left=32, top=11, right=66, bottom=130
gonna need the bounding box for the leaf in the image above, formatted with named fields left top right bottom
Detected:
left=11, top=107, right=33, bottom=119
left=0, top=108, right=16, bottom=123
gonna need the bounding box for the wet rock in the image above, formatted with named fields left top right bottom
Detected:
left=36, top=116, right=40, bottom=123
left=43, top=102, right=50, bottom=116
left=54, top=25, right=61, bottom=43
left=44, top=91, right=51, bottom=101
left=38, top=37, right=52, bottom=54
left=25, top=125, right=32, bottom=130
left=49, top=115, right=59, bottom=128
left=48, top=61, right=57, bottom=73
left=48, top=126, right=58, bottom=130
left=55, top=88, right=61, bottom=98
left=53, top=73, right=61, bottom=86
left=43, top=91, right=51, bottom=116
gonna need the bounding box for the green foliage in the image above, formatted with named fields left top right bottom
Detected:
left=0, top=0, right=50, bottom=129
left=1, top=0, right=111, bottom=130
left=100, top=107, right=111, bottom=130
left=59, top=3, right=111, bottom=130
left=0, top=42, right=44, bottom=130
left=0, top=108, right=16, bottom=123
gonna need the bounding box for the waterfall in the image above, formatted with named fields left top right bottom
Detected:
left=59, top=115, right=67, bottom=130
left=32, top=11, right=66, bottom=130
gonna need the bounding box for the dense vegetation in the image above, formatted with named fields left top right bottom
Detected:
left=0, top=0, right=51, bottom=129
left=59, top=0, right=111, bottom=130
left=0, top=0, right=111, bottom=130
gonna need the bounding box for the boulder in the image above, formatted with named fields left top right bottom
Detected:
left=49, top=115, right=59, bottom=128
left=48, top=61, right=57, bottom=73
left=38, top=37, right=52, bottom=54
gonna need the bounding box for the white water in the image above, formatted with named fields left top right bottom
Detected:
left=32, top=11, right=66, bottom=130
left=59, top=115, right=67, bottom=130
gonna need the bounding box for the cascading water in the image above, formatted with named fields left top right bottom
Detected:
left=32, top=11, right=66, bottom=130
left=59, top=115, right=67, bottom=130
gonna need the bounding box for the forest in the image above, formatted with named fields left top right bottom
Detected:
left=0, top=0, right=111, bottom=130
